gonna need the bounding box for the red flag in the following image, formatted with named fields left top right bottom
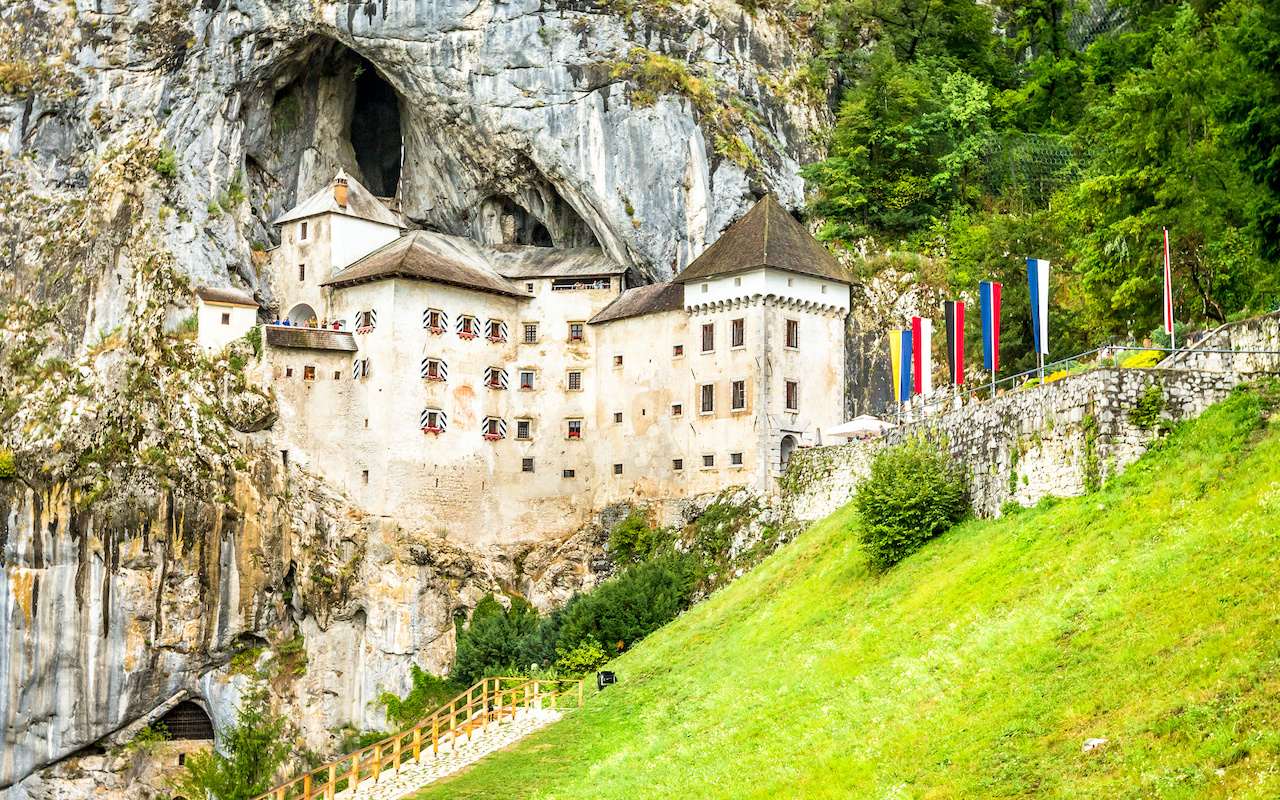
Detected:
left=1163, top=228, right=1174, bottom=335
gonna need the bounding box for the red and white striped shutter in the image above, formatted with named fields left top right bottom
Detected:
left=420, top=409, right=431, bottom=429
left=501, top=321, right=509, bottom=341
left=439, top=409, right=448, bottom=432
left=456, top=315, right=465, bottom=336
left=498, top=368, right=509, bottom=389
left=440, top=311, right=449, bottom=331
left=439, top=359, right=448, bottom=381
left=369, top=309, right=377, bottom=328
left=420, top=357, right=430, bottom=378
left=352, top=359, right=362, bottom=379
left=498, top=419, right=507, bottom=438
left=422, top=309, right=431, bottom=328
left=484, top=366, right=493, bottom=385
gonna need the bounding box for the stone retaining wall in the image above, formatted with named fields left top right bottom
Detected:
left=784, top=337, right=1279, bottom=522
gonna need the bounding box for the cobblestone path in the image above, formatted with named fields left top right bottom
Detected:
left=340, top=708, right=563, bottom=800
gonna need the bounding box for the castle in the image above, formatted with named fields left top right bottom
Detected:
left=234, top=172, right=853, bottom=545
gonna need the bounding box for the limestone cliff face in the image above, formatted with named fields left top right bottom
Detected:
left=0, top=0, right=826, bottom=791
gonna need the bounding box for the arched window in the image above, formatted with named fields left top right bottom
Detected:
left=159, top=701, right=215, bottom=740
left=286, top=303, right=317, bottom=327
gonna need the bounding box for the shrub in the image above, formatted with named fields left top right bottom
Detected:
left=377, top=664, right=456, bottom=729
left=173, top=683, right=290, bottom=800
left=608, top=509, right=651, bottom=564
left=1122, top=349, right=1162, bottom=368
left=155, top=145, right=179, bottom=178
left=555, top=556, right=694, bottom=656
left=854, top=438, right=969, bottom=571
left=0, top=449, right=15, bottom=479
left=453, top=595, right=540, bottom=685
left=555, top=638, right=609, bottom=679
left=1132, top=383, right=1166, bottom=429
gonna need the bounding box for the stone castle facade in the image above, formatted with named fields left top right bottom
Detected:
left=249, top=172, right=853, bottom=545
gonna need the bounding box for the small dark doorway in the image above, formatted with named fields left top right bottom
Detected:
left=350, top=60, right=402, bottom=197
left=780, top=435, right=798, bottom=469
left=160, top=701, right=215, bottom=740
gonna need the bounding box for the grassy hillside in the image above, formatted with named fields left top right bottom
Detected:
left=414, top=383, right=1280, bottom=799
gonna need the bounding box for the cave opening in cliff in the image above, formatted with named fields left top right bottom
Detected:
left=349, top=58, right=402, bottom=198
left=159, top=701, right=215, bottom=740
left=478, top=196, right=556, bottom=247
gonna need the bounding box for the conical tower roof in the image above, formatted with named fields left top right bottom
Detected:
left=674, top=194, right=852, bottom=285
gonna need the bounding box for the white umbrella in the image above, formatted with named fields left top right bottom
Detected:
left=824, top=415, right=895, bottom=439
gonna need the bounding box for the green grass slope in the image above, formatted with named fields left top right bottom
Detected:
left=414, top=385, right=1280, bottom=799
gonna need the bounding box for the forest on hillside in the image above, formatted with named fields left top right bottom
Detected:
left=797, top=0, right=1280, bottom=374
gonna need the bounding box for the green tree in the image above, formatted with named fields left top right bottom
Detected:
left=453, top=595, right=540, bottom=685
left=172, top=684, right=290, bottom=800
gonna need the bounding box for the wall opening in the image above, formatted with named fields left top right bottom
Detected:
left=159, top=701, right=215, bottom=741
left=350, top=59, right=402, bottom=198
left=478, top=196, right=556, bottom=247
left=780, top=435, right=797, bottom=468
left=287, top=303, right=317, bottom=326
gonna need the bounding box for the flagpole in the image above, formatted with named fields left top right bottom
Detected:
left=1165, top=227, right=1176, bottom=368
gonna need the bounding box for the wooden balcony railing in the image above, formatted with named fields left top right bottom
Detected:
left=252, top=677, right=584, bottom=800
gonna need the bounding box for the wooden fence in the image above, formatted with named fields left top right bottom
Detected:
left=252, top=676, right=584, bottom=800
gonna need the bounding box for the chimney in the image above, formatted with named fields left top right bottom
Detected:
left=334, top=171, right=349, bottom=208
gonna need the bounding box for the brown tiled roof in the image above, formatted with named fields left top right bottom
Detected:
left=195, top=286, right=258, bottom=307
left=487, top=245, right=628, bottom=278
left=321, top=231, right=528, bottom=298
left=673, top=194, right=853, bottom=285
left=588, top=282, right=685, bottom=324
left=265, top=326, right=359, bottom=352
left=273, top=170, right=403, bottom=228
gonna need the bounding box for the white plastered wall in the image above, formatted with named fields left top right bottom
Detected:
left=197, top=301, right=258, bottom=351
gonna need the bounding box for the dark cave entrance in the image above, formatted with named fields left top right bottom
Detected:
left=479, top=196, right=556, bottom=247
left=350, top=59, right=402, bottom=198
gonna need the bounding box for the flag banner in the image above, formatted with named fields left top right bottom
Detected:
left=900, top=329, right=913, bottom=401
left=896, top=327, right=906, bottom=401
left=1027, top=258, right=1050, bottom=355
left=912, top=317, right=933, bottom=396
left=980, top=281, right=1002, bottom=373
left=889, top=329, right=913, bottom=403
left=1163, top=228, right=1174, bottom=335
left=945, top=301, right=965, bottom=385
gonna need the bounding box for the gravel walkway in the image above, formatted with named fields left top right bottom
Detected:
left=337, top=707, right=563, bottom=800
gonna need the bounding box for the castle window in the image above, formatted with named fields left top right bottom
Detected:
left=671, top=403, right=683, bottom=417
left=568, top=323, right=584, bottom=342
left=731, top=452, right=744, bottom=466
left=362, top=470, right=369, bottom=484
left=421, top=358, right=447, bottom=381
left=822, top=284, right=828, bottom=294
left=303, top=365, right=316, bottom=381
left=352, top=358, right=370, bottom=379
left=731, top=380, right=746, bottom=411
left=613, top=463, right=622, bottom=476
left=701, top=283, right=708, bottom=293
left=672, top=459, right=683, bottom=471
left=526, top=282, right=535, bottom=293
left=700, top=383, right=715, bottom=414
left=482, top=417, right=506, bottom=440
left=731, top=318, right=745, bottom=348
left=787, top=277, right=794, bottom=287
left=424, top=309, right=447, bottom=334
left=487, top=319, right=508, bottom=342
left=457, top=316, right=478, bottom=339
left=334, top=371, right=341, bottom=380
left=356, top=310, right=377, bottom=332
left=420, top=408, right=447, bottom=433
left=613, top=411, right=623, bottom=424
left=285, top=367, right=293, bottom=378
left=298, top=264, right=306, bottom=281
left=567, top=371, right=582, bottom=391
left=221, top=313, right=231, bottom=325
left=300, top=221, right=308, bottom=241
left=567, top=419, right=583, bottom=439
left=520, top=370, right=535, bottom=390
left=562, top=469, right=575, bottom=479
left=516, top=420, right=531, bottom=440
left=522, top=458, right=534, bottom=472
left=786, top=319, right=799, bottom=349
left=702, top=454, right=715, bottom=468
left=786, top=380, right=799, bottom=411
left=673, top=344, right=684, bottom=358
left=523, top=323, right=538, bottom=343
left=484, top=367, right=508, bottom=390
left=613, top=355, right=623, bottom=368
left=701, top=323, right=714, bottom=352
